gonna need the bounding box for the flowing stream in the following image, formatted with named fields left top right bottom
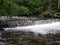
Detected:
left=1, top=18, right=60, bottom=45
left=3, top=19, right=60, bottom=35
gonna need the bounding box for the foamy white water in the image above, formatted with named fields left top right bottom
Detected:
left=4, top=22, right=60, bottom=35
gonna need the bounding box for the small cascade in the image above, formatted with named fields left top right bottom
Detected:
left=4, top=19, right=60, bottom=35
left=0, top=19, right=60, bottom=28
left=0, top=19, right=34, bottom=28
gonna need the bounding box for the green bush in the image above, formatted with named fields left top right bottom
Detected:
left=19, top=6, right=30, bottom=16
left=0, top=0, right=59, bottom=16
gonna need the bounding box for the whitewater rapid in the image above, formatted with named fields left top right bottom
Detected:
left=4, top=22, right=60, bottom=35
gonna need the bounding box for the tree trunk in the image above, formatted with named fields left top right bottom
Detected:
left=58, top=0, right=60, bottom=10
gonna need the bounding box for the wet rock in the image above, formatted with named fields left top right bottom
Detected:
left=0, top=27, right=4, bottom=31
left=0, top=20, right=9, bottom=28
left=0, top=42, right=6, bottom=45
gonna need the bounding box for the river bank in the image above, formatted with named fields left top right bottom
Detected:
left=0, top=16, right=60, bottom=20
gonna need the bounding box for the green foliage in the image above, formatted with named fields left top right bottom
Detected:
left=0, top=0, right=19, bottom=16
left=0, top=0, right=59, bottom=16
left=19, top=6, right=30, bottom=16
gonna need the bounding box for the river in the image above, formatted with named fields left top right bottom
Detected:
left=0, top=17, right=60, bottom=45
left=2, top=18, right=60, bottom=35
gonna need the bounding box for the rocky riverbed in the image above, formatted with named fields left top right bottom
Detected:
left=0, top=29, right=60, bottom=45
left=0, top=16, right=60, bottom=45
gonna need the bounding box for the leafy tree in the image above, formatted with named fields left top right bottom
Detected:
left=0, top=0, right=19, bottom=16
left=0, top=0, right=59, bottom=16
left=19, top=6, right=30, bottom=16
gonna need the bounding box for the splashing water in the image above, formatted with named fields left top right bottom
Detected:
left=4, top=22, right=60, bottom=35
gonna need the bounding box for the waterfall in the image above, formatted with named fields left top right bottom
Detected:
left=4, top=19, right=60, bottom=35
left=0, top=19, right=60, bottom=27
